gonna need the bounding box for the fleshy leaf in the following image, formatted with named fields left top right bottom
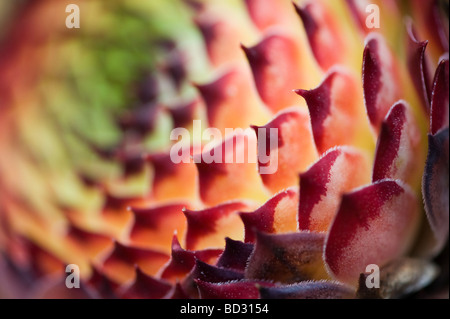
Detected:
left=146, top=152, right=198, bottom=202
left=216, top=238, right=254, bottom=273
left=242, top=33, right=321, bottom=112
left=99, top=194, right=139, bottom=235
left=295, top=67, right=373, bottom=154
left=422, top=128, right=449, bottom=256
left=294, top=1, right=360, bottom=71
left=372, top=101, right=423, bottom=187
left=245, top=231, right=329, bottom=283
left=406, top=21, right=432, bottom=113
left=244, top=0, right=299, bottom=31
left=86, top=266, right=119, bottom=299
left=299, top=147, right=371, bottom=232
left=101, top=241, right=169, bottom=284
left=195, top=66, right=270, bottom=134
left=160, top=236, right=222, bottom=283
left=259, top=280, right=355, bottom=299
left=129, top=203, right=189, bottom=253
left=194, top=10, right=245, bottom=67
left=430, top=56, right=449, bottom=135
left=356, top=258, right=439, bottom=299
left=252, top=109, right=318, bottom=193
left=184, top=202, right=250, bottom=250
left=324, top=179, right=421, bottom=286
left=66, top=224, right=113, bottom=260
left=192, top=259, right=244, bottom=283
left=239, top=188, right=298, bottom=243
left=195, top=132, right=268, bottom=206
left=195, top=279, right=273, bottom=299
left=168, top=99, right=200, bottom=129
left=362, top=33, right=402, bottom=133
left=410, top=0, right=449, bottom=61
left=102, top=193, right=140, bottom=213
left=120, top=266, right=172, bottom=299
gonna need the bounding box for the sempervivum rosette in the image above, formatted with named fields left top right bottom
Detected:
left=0, top=0, right=448, bottom=299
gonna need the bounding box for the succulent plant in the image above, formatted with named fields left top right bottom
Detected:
left=0, top=0, right=448, bottom=299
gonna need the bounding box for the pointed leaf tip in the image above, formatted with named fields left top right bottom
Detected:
left=240, top=188, right=298, bottom=242
left=430, top=56, right=449, bottom=135
left=216, top=238, right=254, bottom=272
left=244, top=33, right=320, bottom=111
left=363, top=34, right=402, bottom=133
left=372, top=101, right=423, bottom=187
left=406, top=21, right=432, bottom=113
left=297, top=68, right=370, bottom=153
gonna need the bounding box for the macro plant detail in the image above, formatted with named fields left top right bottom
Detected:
left=0, top=0, right=448, bottom=299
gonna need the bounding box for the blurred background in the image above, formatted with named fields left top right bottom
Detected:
left=0, top=0, right=210, bottom=297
